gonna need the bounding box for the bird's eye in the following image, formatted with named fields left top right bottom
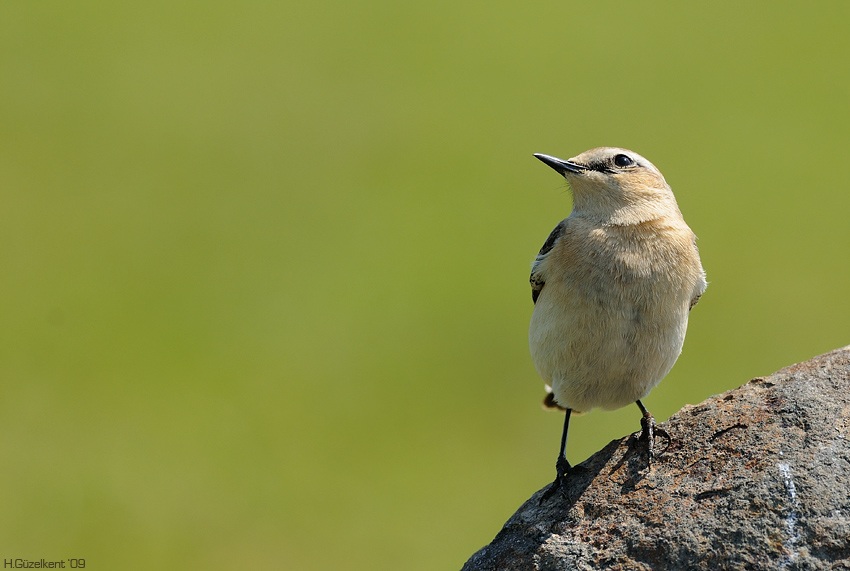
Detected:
left=613, top=154, right=634, bottom=168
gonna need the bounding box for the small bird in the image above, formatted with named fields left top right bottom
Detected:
left=529, top=147, right=706, bottom=495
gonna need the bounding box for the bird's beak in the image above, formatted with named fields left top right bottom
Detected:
left=533, top=153, right=586, bottom=176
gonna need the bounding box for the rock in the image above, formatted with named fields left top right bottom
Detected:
left=462, top=347, right=850, bottom=570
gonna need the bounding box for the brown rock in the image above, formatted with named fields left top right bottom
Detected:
left=462, top=347, right=850, bottom=570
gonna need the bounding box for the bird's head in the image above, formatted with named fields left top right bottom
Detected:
left=534, top=147, right=681, bottom=225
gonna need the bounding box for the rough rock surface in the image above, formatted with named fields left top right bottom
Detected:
left=462, top=346, right=850, bottom=570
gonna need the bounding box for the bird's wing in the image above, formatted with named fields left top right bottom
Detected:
left=530, top=220, right=566, bottom=304
left=688, top=243, right=708, bottom=311
left=688, top=293, right=703, bottom=311
left=689, top=275, right=707, bottom=310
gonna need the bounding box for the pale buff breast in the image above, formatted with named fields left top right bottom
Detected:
left=529, top=217, right=700, bottom=412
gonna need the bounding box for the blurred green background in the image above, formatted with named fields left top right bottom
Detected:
left=2, top=2, right=849, bottom=569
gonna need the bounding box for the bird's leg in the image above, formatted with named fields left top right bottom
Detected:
left=540, top=408, right=572, bottom=502
left=636, top=399, right=654, bottom=439
left=635, top=400, right=669, bottom=463
left=555, top=406, right=573, bottom=477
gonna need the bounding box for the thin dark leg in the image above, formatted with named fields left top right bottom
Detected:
left=636, top=399, right=651, bottom=424
left=556, top=408, right=572, bottom=473
left=636, top=400, right=655, bottom=461
left=540, top=408, right=572, bottom=503
left=635, top=400, right=670, bottom=463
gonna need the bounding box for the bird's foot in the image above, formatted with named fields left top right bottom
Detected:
left=538, top=457, right=581, bottom=504
left=638, top=411, right=670, bottom=464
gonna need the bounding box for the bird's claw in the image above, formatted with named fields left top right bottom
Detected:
left=638, top=411, right=670, bottom=463
left=539, top=457, right=582, bottom=504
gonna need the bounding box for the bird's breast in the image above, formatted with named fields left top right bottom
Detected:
left=528, top=221, right=699, bottom=411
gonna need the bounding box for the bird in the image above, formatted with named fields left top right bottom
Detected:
left=528, top=147, right=706, bottom=497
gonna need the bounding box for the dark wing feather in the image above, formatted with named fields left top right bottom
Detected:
left=688, top=239, right=706, bottom=311
left=530, top=220, right=566, bottom=304
left=688, top=293, right=702, bottom=311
